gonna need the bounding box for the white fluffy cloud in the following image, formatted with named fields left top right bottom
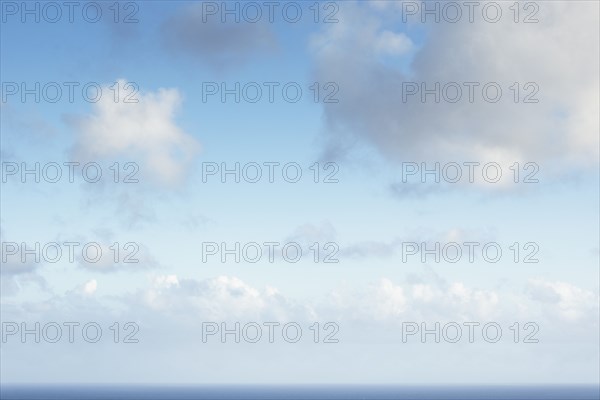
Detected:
left=138, top=275, right=312, bottom=322
left=329, top=274, right=503, bottom=323
left=69, top=80, right=200, bottom=186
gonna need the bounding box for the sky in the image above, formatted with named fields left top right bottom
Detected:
left=0, top=0, right=599, bottom=385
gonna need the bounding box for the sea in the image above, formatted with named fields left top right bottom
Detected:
left=0, top=385, right=598, bottom=400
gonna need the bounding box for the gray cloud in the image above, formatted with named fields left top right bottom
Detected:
left=162, top=3, right=278, bottom=70
left=311, top=2, right=599, bottom=176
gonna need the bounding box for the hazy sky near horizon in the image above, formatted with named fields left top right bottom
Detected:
left=0, top=0, right=599, bottom=385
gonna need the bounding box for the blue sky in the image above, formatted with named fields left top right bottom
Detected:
left=1, top=0, right=599, bottom=385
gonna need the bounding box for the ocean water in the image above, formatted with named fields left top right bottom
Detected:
left=0, top=385, right=598, bottom=400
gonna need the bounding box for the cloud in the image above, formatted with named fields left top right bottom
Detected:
left=161, top=3, right=277, bottom=70
left=284, top=221, right=337, bottom=247
left=0, top=230, right=47, bottom=297
left=4, top=272, right=597, bottom=330
left=0, top=258, right=38, bottom=277
left=0, top=272, right=47, bottom=298
left=338, top=227, right=498, bottom=260
left=374, top=30, right=413, bottom=56
left=67, top=272, right=595, bottom=327
left=76, top=242, right=159, bottom=274
left=329, top=273, right=503, bottom=322
left=527, top=279, right=599, bottom=321
left=2, top=272, right=598, bottom=384
left=72, top=279, right=98, bottom=296
left=340, top=239, right=399, bottom=259
left=311, top=2, right=599, bottom=177
left=68, top=80, right=200, bottom=186
left=136, top=275, right=312, bottom=322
